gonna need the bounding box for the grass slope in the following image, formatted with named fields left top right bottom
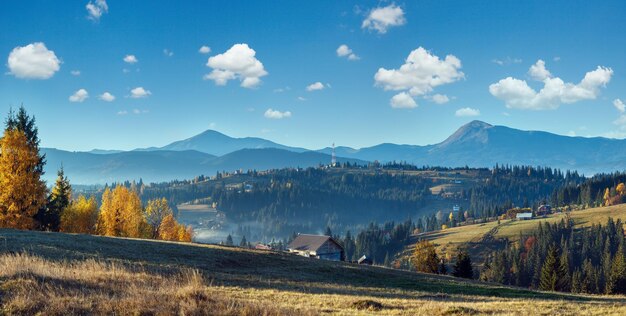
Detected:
left=413, top=204, right=626, bottom=267
left=1, top=229, right=625, bottom=315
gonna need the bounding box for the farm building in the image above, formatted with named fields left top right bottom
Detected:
left=357, top=255, right=373, bottom=265
left=287, top=234, right=345, bottom=261
left=516, top=212, right=533, bottom=220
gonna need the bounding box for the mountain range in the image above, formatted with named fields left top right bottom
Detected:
left=43, top=120, right=626, bottom=184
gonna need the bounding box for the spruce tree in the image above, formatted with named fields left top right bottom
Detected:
left=452, top=250, right=474, bottom=279
left=225, top=234, right=234, bottom=246
left=37, top=168, right=71, bottom=231
left=539, top=245, right=559, bottom=291
left=240, top=235, right=248, bottom=247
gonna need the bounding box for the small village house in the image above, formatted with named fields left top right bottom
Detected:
left=516, top=212, right=533, bottom=220
left=287, top=234, right=345, bottom=261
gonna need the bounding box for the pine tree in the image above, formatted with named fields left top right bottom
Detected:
left=539, top=245, right=559, bottom=291
left=324, top=226, right=333, bottom=237
left=452, top=250, right=474, bottom=279
left=607, top=242, right=626, bottom=294
left=225, top=234, right=234, bottom=246
left=240, top=235, right=248, bottom=247
left=4, top=106, right=45, bottom=174
left=557, top=246, right=571, bottom=292
left=37, top=168, right=71, bottom=231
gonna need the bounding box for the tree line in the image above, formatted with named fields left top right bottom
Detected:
left=0, top=107, right=191, bottom=242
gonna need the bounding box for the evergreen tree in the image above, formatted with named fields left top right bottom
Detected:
left=324, top=226, right=333, bottom=237
left=240, top=235, right=248, bottom=247
left=452, top=250, right=474, bottom=279
left=225, top=234, right=234, bottom=246
left=539, top=245, right=560, bottom=291
left=37, top=167, right=71, bottom=231
left=5, top=106, right=45, bottom=174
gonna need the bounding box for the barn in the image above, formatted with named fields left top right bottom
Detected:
left=287, top=234, right=345, bottom=261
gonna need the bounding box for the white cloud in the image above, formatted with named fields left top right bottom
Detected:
left=204, top=43, right=267, bottom=88
left=123, top=55, right=138, bottom=64
left=117, top=110, right=128, bottom=115
left=528, top=59, right=551, bottom=81
left=297, top=96, right=307, bottom=101
left=273, top=86, right=290, bottom=93
left=86, top=0, right=108, bottom=21
left=492, top=57, right=522, bottom=66
left=69, top=89, right=89, bottom=102
left=199, top=46, right=211, bottom=54
left=99, top=92, right=115, bottom=102
left=390, top=92, right=417, bottom=109
left=264, top=108, right=292, bottom=119
left=7, top=42, right=61, bottom=79
left=306, top=82, right=325, bottom=92
left=70, top=70, right=81, bottom=76
left=374, top=47, right=463, bottom=106
left=163, top=49, right=174, bottom=57
left=554, top=56, right=561, bottom=62
left=489, top=60, right=613, bottom=110
left=362, top=4, right=406, bottom=34
left=336, top=44, right=359, bottom=61
left=430, top=94, right=450, bottom=104
left=614, top=99, right=625, bottom=113
left=130, top=87, right=151, bottom=98
left=455, top=107, right=480, bottom=117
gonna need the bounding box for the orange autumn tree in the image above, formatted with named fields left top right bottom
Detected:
left=144, top=198, right=173, bottom=238
left=60, top=195, right=99, bottom=234
left=158, top=213, right=193, bottom=242
left=0, top=129, right=47, bottom=229
left=98, top=185, right=150, bottom=238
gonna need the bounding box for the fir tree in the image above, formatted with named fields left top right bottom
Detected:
left=539, top=245, right=560, bottom=291
left=225, top=234, right=234, bottom=246
left=452, top=250, right=474, bottom=279
left=240, top=235, right=248, bottom=247
left=37, top=167, right=71, bottom=231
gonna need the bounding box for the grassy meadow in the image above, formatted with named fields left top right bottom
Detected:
left=1, top=229, right=625, bottom=315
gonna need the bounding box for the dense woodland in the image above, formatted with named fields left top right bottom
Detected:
left=480, top=218, right=626, bottom=294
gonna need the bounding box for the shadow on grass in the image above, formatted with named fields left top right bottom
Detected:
left=1, top=229, right=625, bottom=304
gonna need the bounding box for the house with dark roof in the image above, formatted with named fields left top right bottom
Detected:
left=287, top=234, right=345, bottom=261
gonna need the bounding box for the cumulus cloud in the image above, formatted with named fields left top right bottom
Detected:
left=455, top=107, right=480, bottom=117
left=69, top=89, right=89, bottom=102
left=130, top=87, right=151, bottom=98
left=430, top=94, right=450, bottom=104
left=70, top=70, right=81, bottom=76
left=7, top=42, right=61, bottom=79
left=204, top=44, right=267, bottom=88
left=489, top=60, right=613, bottom=110
left=528, top=59, right=551, bottom=81
left=374, top=47, right=463, bottom=107
left=362, top=4, right=406, bottom=34
left=86, top=0, right=108, bottom=21
left=306, top=82, right=325, bottom=92
left=390, top=92, right=417, bottom=109
left=336, top=44, right=359, bottom=61
left=123, top=55, right=138, bottom=64
left=614, top=99, right=625, bottom=113
left=264, top=108, right=292, bottom=119
left=199, top=46, right=211, bottom=54
left=163, top=49, right=173, bottom=57
left=99, top=92, right=115, bottom=102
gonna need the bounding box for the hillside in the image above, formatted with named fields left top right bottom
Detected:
left=1, top=229, right=624, bottom=315
left=410, top=204, right=626, bottom=266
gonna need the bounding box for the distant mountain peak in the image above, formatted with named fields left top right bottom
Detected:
left=438, top=120, right=493, bottom=148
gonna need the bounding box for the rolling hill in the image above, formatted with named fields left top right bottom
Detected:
left=43, top=147, right=364, bottom=184
left=1, top=228, right=624, bottom=315
left=408, top=204, right=626, bottom=267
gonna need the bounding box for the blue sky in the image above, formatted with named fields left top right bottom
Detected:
left=1, top=0, right=626, bottom=151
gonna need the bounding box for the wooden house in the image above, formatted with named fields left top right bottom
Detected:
left=287, top=234, right=345, bottom=261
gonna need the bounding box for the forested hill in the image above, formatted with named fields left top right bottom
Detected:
left=134, top=164, right=583, bottom=239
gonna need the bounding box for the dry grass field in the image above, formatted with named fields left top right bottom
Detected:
left=1, top=229, right=625, bottom=315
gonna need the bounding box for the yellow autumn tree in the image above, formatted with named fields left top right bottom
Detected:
left=158, top=214, right=179, bottom=241
left=98, top=185, right=148, bottom=238
left=617, top=183, right=626, bottom=196
left=178, top=225, right=193, bottom=242
left=411, top=240, right=440, bottom=274
left=144, top=198, right=173, bottom=238
left=60, top=195, right=99, bottom=234
left=0, top=129, right=47, bottom=229
left=604, top=187, right=611, bottom=206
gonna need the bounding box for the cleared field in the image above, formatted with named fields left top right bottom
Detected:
left=1, top=229, right=625, bottom=315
